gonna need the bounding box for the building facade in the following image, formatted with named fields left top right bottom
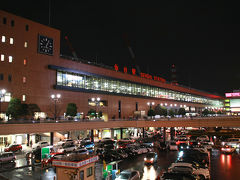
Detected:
left=0, top=10, right=224, bottom=121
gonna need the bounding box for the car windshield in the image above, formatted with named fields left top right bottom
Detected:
left=118, top=173, right=130, bottom=179
left=146, top=153, right=155, bottom=158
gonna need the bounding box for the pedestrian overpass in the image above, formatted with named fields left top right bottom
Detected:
left=0, top=116, right=240, bottom=135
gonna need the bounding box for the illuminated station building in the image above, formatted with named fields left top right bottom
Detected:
left=225, top=91, right=240, bottom=115
left=0, top=10, right=224, bottom=144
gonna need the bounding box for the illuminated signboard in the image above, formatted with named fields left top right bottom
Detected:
left=114, top=64, right=166, bottom=83
left=225, top=92, right=240, bottom=97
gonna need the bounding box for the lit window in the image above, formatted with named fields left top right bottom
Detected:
left=9, top=56, right=13, bottom=63
left=10, top=38, right=14, bottom=44
left=24, top=41, right=28, bottom=48
left=24, top=59, right=27, bottom=65
left=1, top=54, right=4, bottom=61
left=23, top=76, right=26, bottom=83
left=22, top=95, right=26, bottom=101
left=2, top=36, right=6, bottom=42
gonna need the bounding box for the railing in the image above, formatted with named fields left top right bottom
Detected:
left=0, top=115, right=239, bottom=124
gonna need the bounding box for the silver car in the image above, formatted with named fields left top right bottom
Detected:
left=116, top=170, right=140, bottom=180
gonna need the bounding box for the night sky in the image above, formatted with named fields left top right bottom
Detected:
left=2, top=1, right=240, bottom=96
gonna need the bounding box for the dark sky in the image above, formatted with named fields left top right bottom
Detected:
left=2, top=0, right=240, bottom=96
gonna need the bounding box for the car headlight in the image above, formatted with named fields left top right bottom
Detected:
left=151, top=158, right=154, bottom=161
left=144, top=158, right=147, bottom=161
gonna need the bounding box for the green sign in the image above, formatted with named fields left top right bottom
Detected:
left=41, top=147, right=50, bottom=160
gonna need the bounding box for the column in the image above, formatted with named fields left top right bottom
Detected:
left=91, top=130, right=94, bottom=142
left=27, top=134, right=30, bottom=146
left=50, top=132, right=54, bottom=145
left=120, top=128, right=123, bottom=139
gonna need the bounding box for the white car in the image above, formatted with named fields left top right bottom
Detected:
left=101, top=137, right=113, bottom=142
left=168, top=162, right=210, bottom=179
left=72, top=148, right=89, bottom=155
left=32, top=141, right=49, bottom=149
left=196, top=135, right=209, bottom=141
left=168, top=141, right=178, bottom=151
left=116, top=170, right=140, bottom=180
left=200, top=142, right=213, bottom=151
left=58, top=144, right=76, bottom=153
left=57, top=139, right=74, bottom=146
left=222, top=138, right=240, bottom=148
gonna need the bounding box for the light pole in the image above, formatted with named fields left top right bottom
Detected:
left=0, top=89, right=6, bottom=119
left=91, top=97, right=100, bottom=118
left=147, top=102, right=155, bottom=109
left=51, top=94, right=61, bottom=120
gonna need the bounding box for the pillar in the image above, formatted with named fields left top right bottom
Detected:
left=170, top=127, right=175, bottom=140
left=111, top=129, right=114, bottom=139
left=142, top=127, right=145, bottom=138
left=50, top=132, right=54, bottom=145
left=120, top=128, right=123, bottom=139
left=27, top=134, right=30, bottom=146
left=163, top=127, right=166, bottom=142
left=91, top=130, right=94, bottom=142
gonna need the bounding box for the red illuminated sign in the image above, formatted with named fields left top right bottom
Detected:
left=114, top=64, right=119, bottom=71
left=132, top=68, right=136, bottom=75
left=124, top=67, right=128, bottom=73
left=225, top=92, right=240, bottom=97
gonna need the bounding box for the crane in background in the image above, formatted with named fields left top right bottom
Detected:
left=123, top=34, right=141, bottom=75
left=64, top=35, right=78, bottom=59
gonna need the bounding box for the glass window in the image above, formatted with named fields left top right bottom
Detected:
left=8, top=75, right=12, bottom=82
left=22, top=95, right=26, bottom=101
left=3, top=17, right=7, bottom=24
left=1, top=54, right=4, bottom=61
left=26, top=25, right=29, bottom=31
left=86, top=167, right=93, bottom=177
left=24, top=41, right=28, bottom=48
left=9, top=56, right=13, bottom=63
left=10, top=38, right=14, bottom=44
left=2, top=36, right=6, bottom=42
left=11, top=20, right=14, bottom=27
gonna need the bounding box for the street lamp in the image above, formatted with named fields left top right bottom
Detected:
left=91, top=97, right=101, bottom=118
left=147, top=102, right=155, bottom=109
left=51, top=94, right=61, bottom=120
left=0, top=89, right=6, bottom=118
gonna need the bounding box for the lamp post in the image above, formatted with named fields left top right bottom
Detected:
left=91, top=97, right=100, bottom=118
left=0, top=89, right=6, bottom=119
left=51, top=94, right=61, bottom=120
left=147, top=102, right=155, bottom=109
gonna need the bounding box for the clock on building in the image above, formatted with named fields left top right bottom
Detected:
left=38, top=35, right=54, bottom=55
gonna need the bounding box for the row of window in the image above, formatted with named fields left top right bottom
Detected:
left=1, top=54, right=13, bottom=62
left=1, top=35, right=28, bottom=47
left=56, top=71, right=223, bottom=107
left=2, top=17, right=29, bottom=31
left=0, top=93, right=25, bottom=102
left=0, top=74, right=27, bottom=83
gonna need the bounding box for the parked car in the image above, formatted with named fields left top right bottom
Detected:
left=57, top=139, right=74, bottom=146
left=117, top=141, right=131, bottom=149
left=4, top=144, right=22, bottom=152
left=196, top=135, right=209, bottom=142
left=32, top=141, right=49, bottom=150
left=81, top=142, right=95, bottom=153
left=116, top=170, right=140, bottom=180
left=160, top=172, right=200, bottom=180
left=176, top=138, right=188, bottom=145
left=103, top=149, right=122, bottom=162
left=58, top=144, right=76, bottom=153
left=144, top=152, right=158, bottom=164
left=221, top=145, right=236, bottom=154
left=116, top=149, right=128, bottom=159
left=119, top=138, right=135, bottom=143
left=71, top=148, right=89, bottom=155
left=168, top=162, right=210, bottom=179
left=199, top=142, right=212, bottom=151
left=0, top=152, right=16, bottom=164
left=100, top=137, right=114, bottom=142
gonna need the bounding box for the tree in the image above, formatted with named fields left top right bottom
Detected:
left=66, top=103, right=77, bottom=117
left=28, top=104, right=41, bottom=117
left=168, top=109, right=175, bottom=117
left=178, top=108, right=186, bottom=116
left=147, top=109, right=155, bottom=117
left=202, top=109, right=209, bottom=116
left=154, top=104, right=167, bottom=116
left=6, top=98, right=24, bottom=119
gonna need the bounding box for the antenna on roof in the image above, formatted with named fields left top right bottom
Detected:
left=48, top=0, right=51, bottom=26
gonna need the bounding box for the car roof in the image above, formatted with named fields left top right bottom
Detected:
left=171, top=162, right=192, bottom=167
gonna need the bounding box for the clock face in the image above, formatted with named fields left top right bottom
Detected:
left=38, top=35, right=54, bottom=55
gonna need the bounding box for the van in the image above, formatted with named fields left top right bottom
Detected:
left=0, top=152, right=16, bottom=163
